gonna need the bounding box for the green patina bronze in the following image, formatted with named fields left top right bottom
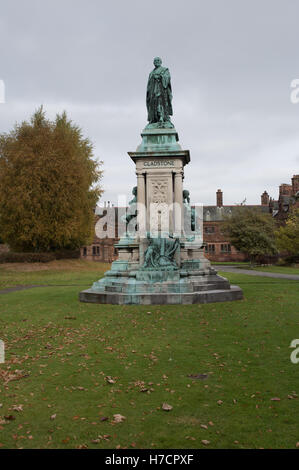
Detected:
left=146, top=57, right=173, bottom=129
left=121, top=186, right=137, bottom=238
left=183, top=189, right=196, bottom=232
left=143, top=233, right=179, bottom=270
left=124, top=186, right=137, bottom=225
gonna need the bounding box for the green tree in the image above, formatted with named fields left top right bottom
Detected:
left=222, top=207, right=278, bottom=263
left=275, top=208, right=299, bottom=256
left=0, top=107, right=103, bottom=252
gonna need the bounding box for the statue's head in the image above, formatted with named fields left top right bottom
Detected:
left=153, top=57, right=162, bottom=68
left=183, top=189, right=190, bottom=199
left=132, top=186, right=137, bottom=196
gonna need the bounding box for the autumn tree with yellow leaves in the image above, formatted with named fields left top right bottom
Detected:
left=0, top=107, right=103, bottom=252
left=275, top=208, right=299, bottom=258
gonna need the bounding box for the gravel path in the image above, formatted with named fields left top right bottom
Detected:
left=214, top=266, right=299, bottom=281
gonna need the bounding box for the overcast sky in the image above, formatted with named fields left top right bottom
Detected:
left=0, top=0, right=298, bottom=206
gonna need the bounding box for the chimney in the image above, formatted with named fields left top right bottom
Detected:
left=216, top=189, right=223, bottom=207
left=261, top=190, right=269, bottom=206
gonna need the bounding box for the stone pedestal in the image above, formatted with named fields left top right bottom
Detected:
left=129, top=128, right=189, bottom=238
left=79, top=127, right=243, bottom=305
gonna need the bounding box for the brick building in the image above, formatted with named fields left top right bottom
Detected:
left=81, top=193, right=264, bottom=263
left=202, top=175, right=299, bottom=261
left=269, top=174, right=299, bottom=224
left=202, top=189, right=270, bottom=262
left=81, top=175, right=299, bottom=263
left=81, top=234, right=117, bottom=263
left=80, top=204, right=119, bottom=262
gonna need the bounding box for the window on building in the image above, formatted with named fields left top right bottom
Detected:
left=83, top=247, right=87, bottom=256
left=204, top=226, right=215, bottom=234
left=92, top=246, right=96, bottom=255
left=221, top=244, right=231, bottom=253
left=96, top=246, right=100, bottom=255
left=205, top=244, right=215, bottom=253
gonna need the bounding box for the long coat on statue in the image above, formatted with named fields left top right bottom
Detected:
left=146, top=66, right=173, bottom=124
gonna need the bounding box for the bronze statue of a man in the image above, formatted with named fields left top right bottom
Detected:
left=146, top=57, right=173, bottom=128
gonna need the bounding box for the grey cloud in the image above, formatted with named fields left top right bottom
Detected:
left=0, top=0, right=298, bottom=206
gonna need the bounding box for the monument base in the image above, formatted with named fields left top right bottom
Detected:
left=79, top=256, right=243, bottom=305
left=79, top=285, right=243, bottom=305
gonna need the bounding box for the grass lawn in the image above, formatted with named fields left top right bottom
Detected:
left=0, top=261, right=299, bottom=449
left=253, top=266, right=299, bottom=275
left=0, top=260, right=110, bottom=289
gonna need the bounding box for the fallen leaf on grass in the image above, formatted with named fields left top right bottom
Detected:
left=202, top=440, right=210, bottom=445
left=162, top=403, right=173, bottom=411
left=187, top=374, right=208, bottom=380
left=217, top=400, right=223, bottom=405
left=50, top=414, right=57, bottom=420
left=12, top=405, right=23, bottom=412
left=105, top=376, right=116, bottom=384
left=62, top=437, right=70, bottom=444
left=112, top=414, right=126, bottom=423
left=0, top=370, right=29, bottom=385
left=4, top=415, right=15, bottom=421
left=270, top=397, right=281, bottom=401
